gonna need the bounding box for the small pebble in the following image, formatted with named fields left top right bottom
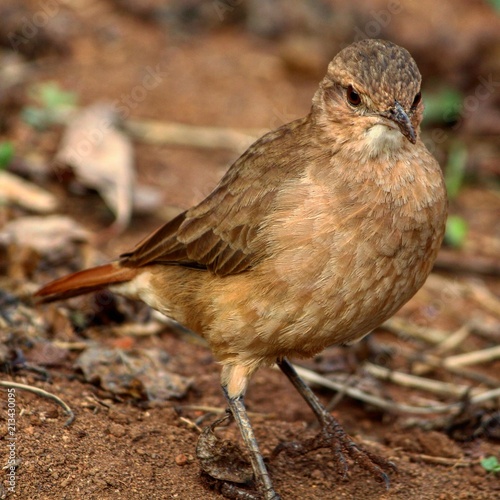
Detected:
left=108, top=409, right=130, bottom=425
left=310, top=468, right=324, bottom=480
left=175, top=453, right=188, bottom=466
left=108, top=423, right=126, bottom=438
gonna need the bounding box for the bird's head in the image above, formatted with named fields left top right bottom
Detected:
left=313, top=39, right=424, bottom=157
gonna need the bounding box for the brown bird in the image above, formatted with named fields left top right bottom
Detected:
left=36, top=39, right=447, bottom=499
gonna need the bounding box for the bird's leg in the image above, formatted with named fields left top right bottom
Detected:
left=274, top=358, right=395, bottom=488
left=223, top=386, right=281, bottom=500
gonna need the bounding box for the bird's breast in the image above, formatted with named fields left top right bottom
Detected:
left=257, top=151, right=446, bottom=350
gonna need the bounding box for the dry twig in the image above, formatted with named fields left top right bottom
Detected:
left=382, top=317, right=448, bottom=344
left=433, top=323, right=472, bottom=355
left=364, top=362, right=476, bottom=398
left=0, top=380, right=75, bottom=426
left=444, top=345, right=500, bottom=368
left=294, top=364, right=500, bottom=415
left=435, top=249, right=500, bottom=277
left=124, top=119, right=263, bottom=153
left=408, top=453, right=476, bottom=467
left=397, top=345, right=500, bottom=387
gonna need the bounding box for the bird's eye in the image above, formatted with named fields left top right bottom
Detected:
left=346, top=85, right=361, bottom=106
left=411, top=91, right=422, bottom=109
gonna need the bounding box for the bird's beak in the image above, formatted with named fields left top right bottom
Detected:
left=384, top=101, right=416, bottom=144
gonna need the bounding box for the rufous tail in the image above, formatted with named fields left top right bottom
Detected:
left=35, top=263, right=138, bottom=303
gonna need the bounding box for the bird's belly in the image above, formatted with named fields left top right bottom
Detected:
left=245, top=215, right=440, bottom=359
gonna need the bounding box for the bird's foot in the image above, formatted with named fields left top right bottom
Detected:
left=272, top=412, right=395, bottom=488
left=197, top=404, right=281, bottom=500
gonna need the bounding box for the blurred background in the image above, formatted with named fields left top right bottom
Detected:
left=0, top=1, right=499, bottom=499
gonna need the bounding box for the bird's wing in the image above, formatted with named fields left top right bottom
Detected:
left=120, top=118, right=308, bottom=276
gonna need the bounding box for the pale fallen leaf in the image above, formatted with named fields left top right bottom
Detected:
left=132, top=184, right=164, bottom=215
left=75, top=347, right=192, bottom=401
left=0, top=215, right=89, bottom=255
left=55, top=103, right=135, bottom=233
left=0, top=170, right=58, bottom=213
left=196, top=417, right=253, bottom=484
left=26, top=341, right=70, bottom=367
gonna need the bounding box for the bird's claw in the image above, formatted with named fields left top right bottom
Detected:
left=272, top=415, right=396, bottom=489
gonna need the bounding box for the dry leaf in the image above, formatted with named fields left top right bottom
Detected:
left=0, top=215, right=89, bottom=255
left=75, top=347, right=192, bottom=401
left=55, top=103, right=135, bottom=233
left=25, top=341, right=70, bottom=367
left=0, top=170, right=58, bottom=213
left=132, top=184, right=164, bottom=215
left=196, top=416, right=253, bottom=484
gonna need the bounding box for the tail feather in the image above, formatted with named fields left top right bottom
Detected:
left=35, top=263, right=137, bottom=303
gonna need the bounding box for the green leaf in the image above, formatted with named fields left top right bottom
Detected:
left=486, top=0, right=500, bottom=12
left=445, top=141, right=468, bottom=200
left=0, top=141, right=14, bottom=170
left=423, top=87, right=463, bottom=125
left=23, top=82, right=77, bottom=130
left=29, top=81, right=77, bottom=109
left=481, top=456, right=500, bottom=473
left=21, top=106, right=51, bottom=130
left=445, top=215, right=468, bottom=248
left=38, top=82, right=77, bottom=109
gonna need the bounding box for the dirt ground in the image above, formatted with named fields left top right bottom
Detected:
left=1, top=1, right=500, bottom=499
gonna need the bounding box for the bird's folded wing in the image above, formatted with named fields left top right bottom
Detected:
left=120, top=144, right=289, bottom=276
left=120, top=118, right=309, bottom=276
left=119, top=178, right=272, bottom=276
